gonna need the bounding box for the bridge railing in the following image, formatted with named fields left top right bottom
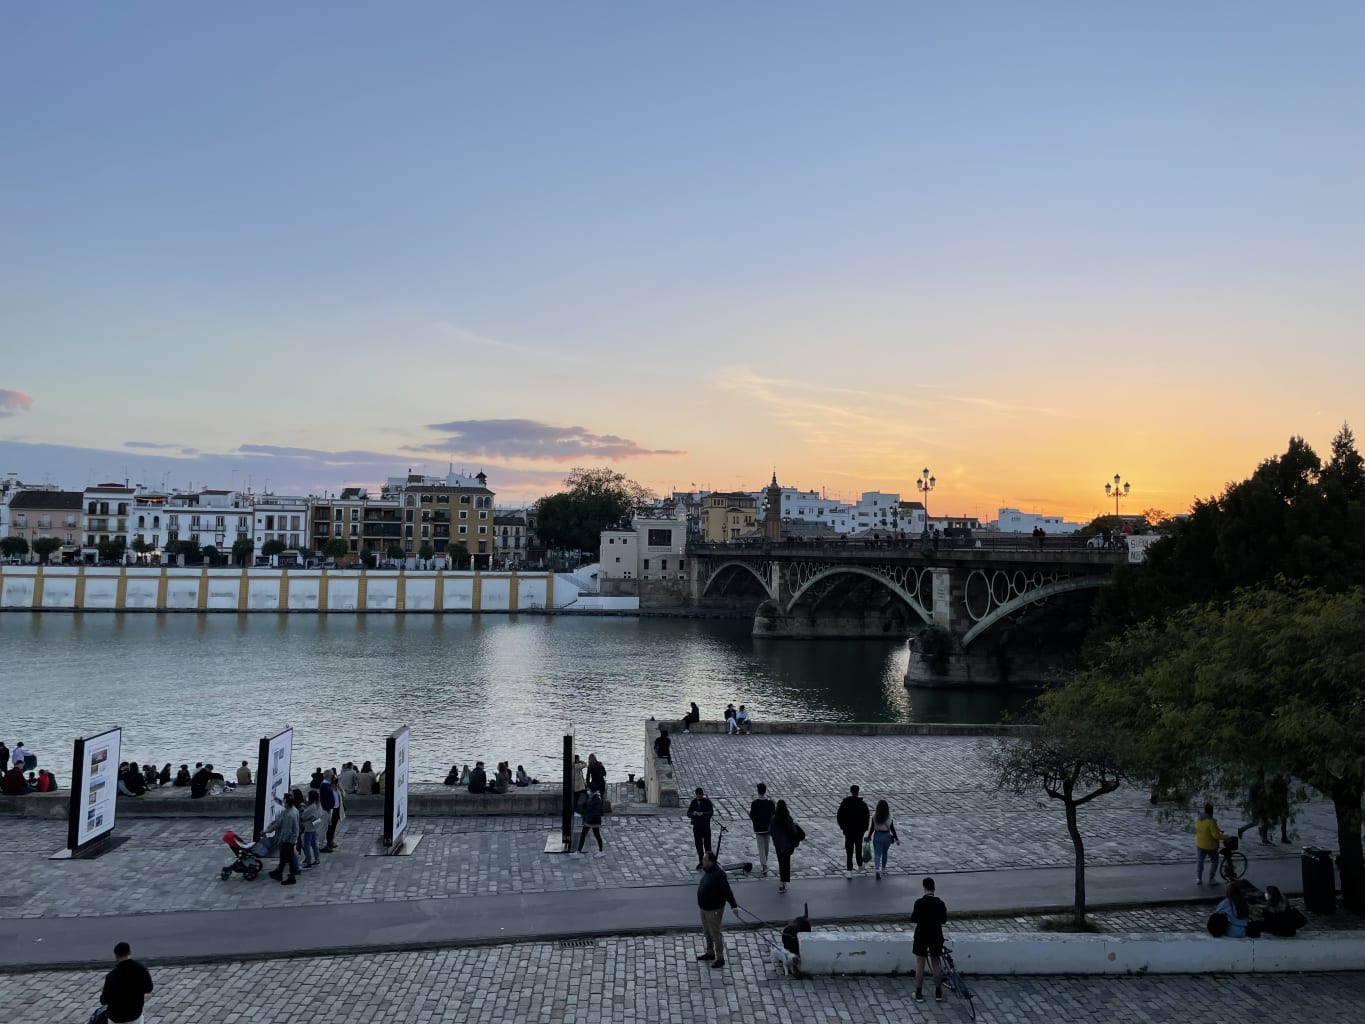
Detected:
left=688, top=534, right=1130, bottom=559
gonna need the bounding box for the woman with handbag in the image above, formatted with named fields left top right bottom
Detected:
left=768, top=800, right=806, bottom=894
left=866, top=799, right=900, bottom=880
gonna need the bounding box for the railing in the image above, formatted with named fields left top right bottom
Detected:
left=689, top=534, right=1132, bottom=558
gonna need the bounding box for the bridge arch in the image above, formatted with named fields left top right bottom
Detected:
left=784, top=565, right=932, bottom=626
left=960, top=575, right=1108, bottom=647
left=698, top=560, right=776, bottom=601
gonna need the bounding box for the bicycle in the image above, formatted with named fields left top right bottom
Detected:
left=1219, top=836, right=1248, bottom=883
left=938, top=943, right=976, bottom=1020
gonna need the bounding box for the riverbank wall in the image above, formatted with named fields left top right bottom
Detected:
left=0, top=565, right=644, bottom=614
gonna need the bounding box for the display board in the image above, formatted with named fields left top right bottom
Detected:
left=253, top=726, right=293, bottom=840
left=382, top=726, right=410, bottom=849
left=67, top=727, right=122, bottom=852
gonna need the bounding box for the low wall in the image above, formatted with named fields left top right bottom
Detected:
left=799, top=930, right=1365, bottom=976
left=0, top=566, right=593, bottom=614
left=0, top=783, right=600, bottom=819
left=657, top=719, right=1033, bottom=738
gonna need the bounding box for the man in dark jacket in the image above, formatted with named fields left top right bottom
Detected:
left=468, top=761, right=488, bottom=794
left=687, top=787, right=714, bottom=869
left=189, top=763, right=213, bottom=799
left=695, top=850, right=738, bottom=969
left=100, top=941, right=153, bottom=1024
left=836, top=784, right=871, bottom=877
left=749, top=782, right=775, bottom=876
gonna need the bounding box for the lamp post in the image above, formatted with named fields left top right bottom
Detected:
left=916, top=467, right=936, bottom=518
left=1105, top=474, right=1131, bottom=517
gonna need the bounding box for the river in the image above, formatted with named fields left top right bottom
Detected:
left=0, top=613, right=1033, bottom=783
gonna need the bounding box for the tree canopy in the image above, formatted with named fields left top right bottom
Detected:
left=0, top=536, right=29, bottom=558
left=534, top=467, right=656, bottom=554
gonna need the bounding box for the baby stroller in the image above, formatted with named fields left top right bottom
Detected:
left=220, top=829, right=275, bottom=881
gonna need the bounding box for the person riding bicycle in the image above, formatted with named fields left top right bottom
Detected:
left=1195, top=802, right=1231, bottom=886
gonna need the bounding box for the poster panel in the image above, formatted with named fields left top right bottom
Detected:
left=253, top=727, right=293, bottom=840
left=383, top=726, right=410, bottom=848
left=68, top=727, right=122, bottom=850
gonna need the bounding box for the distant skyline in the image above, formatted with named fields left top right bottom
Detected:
left=3, top=4, right=1362, bottom=520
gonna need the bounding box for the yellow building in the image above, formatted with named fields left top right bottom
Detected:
left=701, top=492, right=759, bottom=543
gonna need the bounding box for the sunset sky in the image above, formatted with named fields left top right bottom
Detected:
left=3, top=3, right=1362, bottom=520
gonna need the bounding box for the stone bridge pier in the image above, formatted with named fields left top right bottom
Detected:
left=689, top=543, right=1123, bottom=688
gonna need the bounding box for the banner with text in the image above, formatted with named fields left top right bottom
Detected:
left=253, top=727, right=293, bottom=840
left=67, top=727, right=122, bottom=851
left=383, top=726, right=410, bottom=848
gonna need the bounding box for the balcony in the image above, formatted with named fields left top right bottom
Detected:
left=363, top=523, right=403, bottom=539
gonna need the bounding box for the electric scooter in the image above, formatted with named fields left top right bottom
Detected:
left=715, top=823, right=753, bottom=875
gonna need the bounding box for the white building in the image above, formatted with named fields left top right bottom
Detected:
left=853, top=491, right=905, bottom=534
left=252, top=494, right=311, bottom=553
left=751, top=487, right=857, bottom=534
left=129, top=490, right=254, bottom=561
left=599, top=515, right=688, bottom=582
left=995, top=508, right=1084, bottom=535
left=82, top=483, right=138, bottom=558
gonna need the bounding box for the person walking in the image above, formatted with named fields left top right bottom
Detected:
left=299, top=790, right=323, bottom=868
left=695, top=850, right=739, bottom=970
left=687, top=787, right=714, bottom=869
left=836, top=784, right=871, bottom=878
left=586, top=753, right=607, bottom=796
left=1195, top=802, right=1230, bottom=885
left=571, top=788, right=605, bottom=859
left=268, top=792, right=301, bottom=885
left=768, top=799, right=805, bottom=894
left=912, top=877, right=948, bottom=1002
left=866, top=799, right=899, bottom=879
left=749, top=782, right=776, bottom=876
left=100, top=941, right=154, bottom=1024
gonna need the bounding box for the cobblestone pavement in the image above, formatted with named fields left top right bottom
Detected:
left=0, top=735, right=1341, bottom=918
left=5, top=924, right=1363, bottom=1024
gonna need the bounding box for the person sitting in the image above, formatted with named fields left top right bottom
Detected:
left=653, top=728, right=672, bottom=762
left=236, top=761, right=253, bottom=786
left=1213, top=883, right=1255, bottom=938
left=682, top=702, right=700, bottom=733
left=515, top=765, right=532, bottom=787
left=356, top=761, right=378, bottom=795
left=190, top=763, right=214, bottom=799
left=724, top=703, right=738, bottom=734
left=339, top=762, right=359, bottom=794
left=310, top=767, right=325, bottom=790
left=735, top=705, right=752, bottom=735
left=142, top=763, right=159, bottom=789
left=1259, top=885, right=1308, bottom=937
left=492, top=762, right=512, bottom=794
left=458, top=764, right=471, bottom=786
left=443, top=764, right=462, bottom=786
left=122, top=763, right=147, bottom=797
left=1, top=762, right=27, bottom=795
left=468, top=761, right=488, bottom=794
left=173, top=764, right=192, bottom=787
left=36, top=769, right=58, bottom=792
left=158, top=763, right=172, bottom=786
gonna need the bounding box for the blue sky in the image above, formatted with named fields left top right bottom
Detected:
left=3, top=3, right=1362, bottom=515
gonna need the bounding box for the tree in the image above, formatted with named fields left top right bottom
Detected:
left=534, top=467, right=657, bottom=554
left=986, top=682, right=1132, bottom=927
left=130, top=537, right=154, bottom=560
left=385, top=544, right=405, bottom=561
left=32, top=537, right=62, bottom=562
left=1090, top=585, right=1365, bottom=912
left=231, top=538, right=255, bottom=565
left=322, top=539, right=350, bottom=560
left=96, top=538, right=127, bottom=563
left=448, top=542, right=470, bottom=569
left=165, top=539, right=201, bottom=563
left=201, top=545, right=219, bottom=564
left=0, top=536, right=29, bottom=559
left=418, top=542, right=434, bottom=560
left=261, top=539, right=286, bottom=557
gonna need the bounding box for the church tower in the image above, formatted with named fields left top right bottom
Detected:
left=764, top=471, right=783, bottom=542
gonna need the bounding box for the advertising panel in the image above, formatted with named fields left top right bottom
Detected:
left=253, top=727, right=293, bottom=840
left=68, top=727, right=122, bottom=851
left=383, top=726, right=410, bottom=848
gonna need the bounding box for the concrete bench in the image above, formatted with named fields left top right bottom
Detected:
left=798, top=929, right=1365, bottom=976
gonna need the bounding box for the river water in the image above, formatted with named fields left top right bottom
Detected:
left=0, top=613, right=1031, bottom=783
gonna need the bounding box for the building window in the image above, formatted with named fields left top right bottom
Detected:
left=459, top=510, right=467, bottom=519
left=478, top=525, right=486, bottom=534
left=458, top=525, right=467, bottom=534
left=643, top=559, right=650, bottom=570
left=661, top=558, right=668, bottom=570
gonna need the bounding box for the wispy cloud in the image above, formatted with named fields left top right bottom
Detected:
left=0, top=389, right=33, bottom=418
left=432, top=322, right=560, bottom=359
left=409, top=418, right=686, bottom=462
left=125, top=440, right=183, bottom=450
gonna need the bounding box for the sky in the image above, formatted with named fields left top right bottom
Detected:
left=2, top=2, right=1363, bottom=520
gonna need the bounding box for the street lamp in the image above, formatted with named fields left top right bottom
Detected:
left=916, top=467, right=936, bottom=517
left=1105, top=474, right=1131, bottom=516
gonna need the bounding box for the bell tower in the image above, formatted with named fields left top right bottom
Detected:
left=764, top=471, right=783, bottom=542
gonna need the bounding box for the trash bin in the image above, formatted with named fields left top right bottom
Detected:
left=1301, top=847, right=1336, bottom=914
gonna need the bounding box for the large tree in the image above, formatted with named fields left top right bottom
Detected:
left=534, top=467, right=656, bottom=554
left=1090, top=585, right=1365, bottom=912
left=261, top=539, right=286, bottom=557
left=986, top=682, right=1133, bottom=927
left=0, top=536, right=29, bottom=559
left=32, top=537, right=62, bottom=562
left=231, top=538, right=255, bottom=566
left=322, top=539, right=350, bottom=560
left=96, top=538, right=127, bottom=563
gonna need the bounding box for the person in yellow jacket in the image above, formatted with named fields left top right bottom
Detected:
left=1195, top=802, right=1230, bottom=885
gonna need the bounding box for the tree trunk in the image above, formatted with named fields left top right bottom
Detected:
left=1331, top=784, right=1364, bottom=914
left=1066, top=798, right=1086, bottom=925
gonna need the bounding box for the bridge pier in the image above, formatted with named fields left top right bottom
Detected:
left=753, top=599, right=913, bottom=640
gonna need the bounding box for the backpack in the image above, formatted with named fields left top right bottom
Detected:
left=319, top=783, right=337, bottom=811
left=1206, top=911, right=1229, bottom=937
